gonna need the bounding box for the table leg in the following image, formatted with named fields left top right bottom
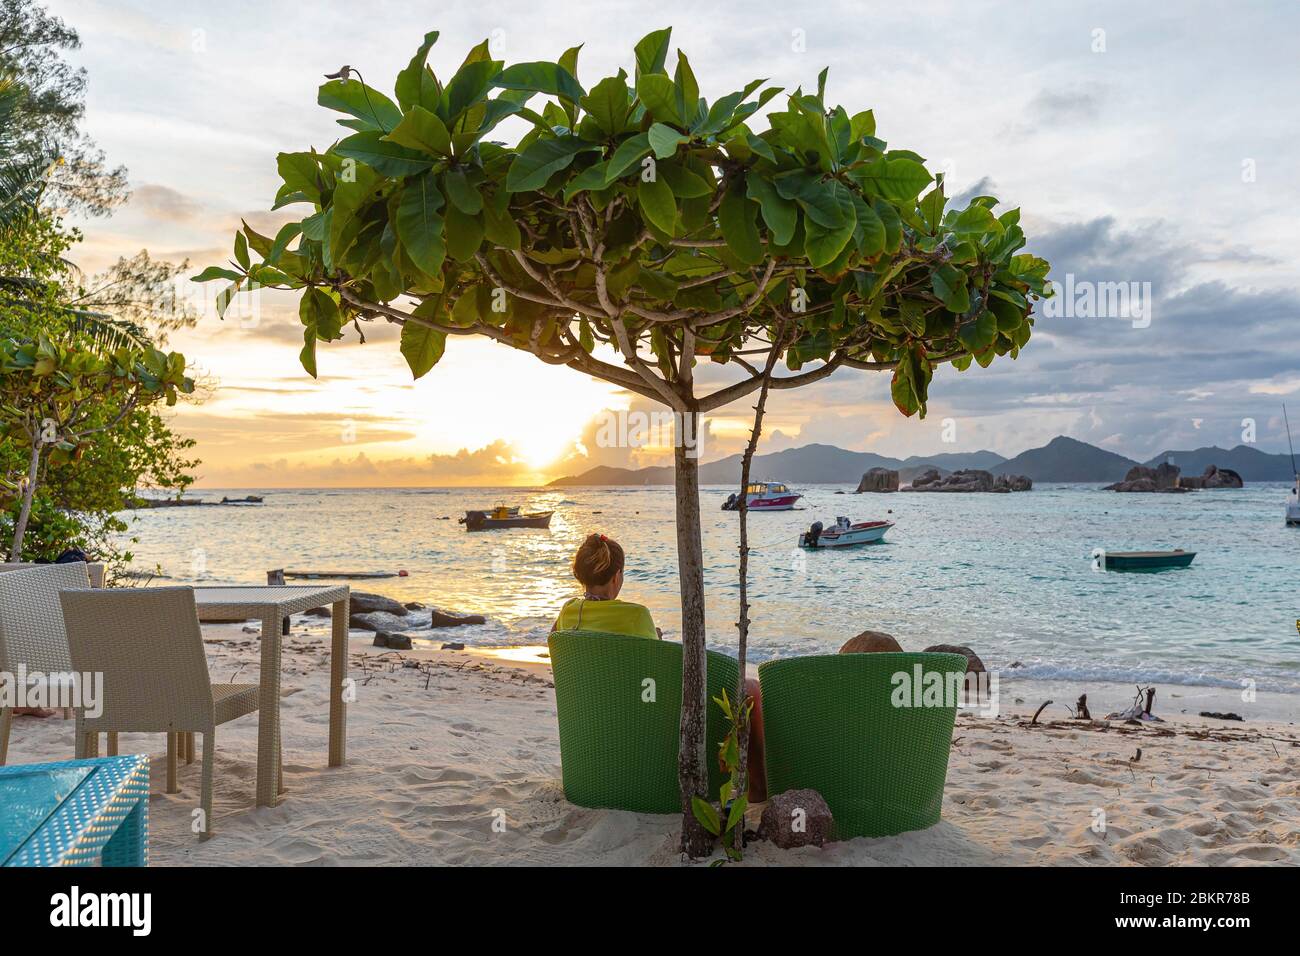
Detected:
left=256, top=611, right=282, bottom=807
left=328, top=597, right=349, bottom=767
left=103, top=799, right=147, bottom=867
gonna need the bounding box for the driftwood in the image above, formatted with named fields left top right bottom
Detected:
left=1031, top=700, right=1053, bottom=725
left=1074, top=694, right=1091, bottom=720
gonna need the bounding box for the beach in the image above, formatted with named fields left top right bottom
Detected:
left=9, top=618, right=1298, bottom=866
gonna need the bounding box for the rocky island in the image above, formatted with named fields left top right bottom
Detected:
left=1105, top=462, right=1243, bottom=492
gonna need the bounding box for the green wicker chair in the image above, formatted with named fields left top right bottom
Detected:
left=548, top=629, right=740, bottom=814
left=758, top=652, right=968, bottom=839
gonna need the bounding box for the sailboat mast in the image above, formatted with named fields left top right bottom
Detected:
left=1285, top=404, right=1298, bottom=480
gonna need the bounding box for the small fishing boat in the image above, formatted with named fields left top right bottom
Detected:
left=1102, top=549, right=1196, bottom=571
left=722, top=481, right=801, bottom=512
left=799, top=517, right=894, bottom=549
left=460, top=505, right=553, bottom=531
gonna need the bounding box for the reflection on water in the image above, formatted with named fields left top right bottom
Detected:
left=123, top=483, right=1300, bottom=693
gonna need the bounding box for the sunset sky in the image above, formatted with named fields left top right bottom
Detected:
left=48, top=0, right=1300, bottom=486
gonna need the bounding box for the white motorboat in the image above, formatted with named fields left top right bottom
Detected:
left=799, top=516, right=894, bottom=549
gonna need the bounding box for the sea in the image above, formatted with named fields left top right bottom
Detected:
left=121, top=483, right=1300, bottom=696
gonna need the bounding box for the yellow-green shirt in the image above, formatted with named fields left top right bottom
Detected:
left=554, top=597, right=658, bottom=640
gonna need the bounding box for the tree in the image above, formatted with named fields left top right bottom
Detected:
left=0, top=333, right=193, bottom=560
left=198, top=28, right=1051, bottom=856
left=0, top=0, right=129, bottom=216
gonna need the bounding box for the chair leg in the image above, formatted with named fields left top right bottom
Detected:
left=0, top=707, right=11, bottom=766
left=199, top=731, right=214, bottom=841
left=106, top=732, right=119, bottom=757
left=185, top=731, right=195, bottom=764
left=83, top=732, right=100, bottom=759
left=166, top=732, right=179, bottom=793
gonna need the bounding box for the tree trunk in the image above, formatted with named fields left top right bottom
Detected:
left=8, top=444, right=41, bottom=562
left=733, top=336, right=782, bottom=805
left=673, top=411, right=712, bottom=858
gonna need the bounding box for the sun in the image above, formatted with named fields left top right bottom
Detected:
left=408, top=339, right=627, bottom=472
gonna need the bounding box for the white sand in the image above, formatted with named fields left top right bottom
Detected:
left=8, top=619, right=1299, bottom=866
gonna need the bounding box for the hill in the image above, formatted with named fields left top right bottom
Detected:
left=1143, top=444, right=1297, bottom=482
left=991, top=436, right=1138, bottom=483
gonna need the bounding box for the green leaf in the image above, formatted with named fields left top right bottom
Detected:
left=276, top=152, right=322, bottom=204
left=396, top=173, right=447, bottom=278
left=580, top=72, right=631, bottom=136
left=873, top=199, right=903, bottom=252
left=636, top=74, right=680, bottom=125
left=958, top=310, right=998, bottom=352
left=400, top=321, right=447, bottom=379
left=443, top=205, right=484, bottom=261
left=657, top=162, right=710, bottom=198
left=268, top=223, right=303, bottom=265
left=299, top=327, right=317, bottom=379
left=495, top=62, right=585, bottom=104
left=932, top=264, right=970, bottom=313
left=506, top=135, right=600, bottom=192
left=300, top=287, right=342, bottom=341
left=718, top=183, right=763, bottom=265
left=318, top=79, right=402, bottom=132
left=334, top=131, right=434, bottom=177
left=859, top=157, right=933, bottom=202
left=637, top=174, right=677, bottom=235
left=634, top=27, right=672, bottom=77
left=394, top=31, right=440, bottom=111
left=745, top=174, right=796, bottom=246
left=441, top=58, right=502, bottom=122
left=481, top=189, right=522, bottom=249
left=725, top=795, right=748, bottom=833
left=690, top=796, right=721, bottom=836
left=803, top=183, right=857, bottom=268
left=234, top=231, right=250, bottom=270
left=385, top=106, right=452, bottom=156
left=443, top=169, right=483, bottom=213
left=852, top=196, right=885, bottom=257
left=648, top=122, right=687, bottom=159
left=603, top=132, right=652, bottom=182
left=190, top=266, right=241, bottom=283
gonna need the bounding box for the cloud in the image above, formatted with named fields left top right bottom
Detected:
left=129, top=183, right=203, bottom=222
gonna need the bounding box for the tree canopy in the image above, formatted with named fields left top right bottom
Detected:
left=201, top=27, right=1049, bottom=422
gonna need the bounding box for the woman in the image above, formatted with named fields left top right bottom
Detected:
left=552, top=533, right=659, bottom=638
left=554, top=533, right=767, bottom=801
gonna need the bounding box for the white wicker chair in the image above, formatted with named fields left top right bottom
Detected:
left=0, top=561, right=105, bottom=588
left=0, top=562, right=93, bottom=764
left=60, top=587, right=264, bottom=839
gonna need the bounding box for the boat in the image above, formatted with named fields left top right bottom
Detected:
left=1285, top=405, right=1300, bottom=526
left=721, top=481, right=801, bottom=512
left=1102, top=549, right=1196, bottom=571
left=799, top=517, right=894, bottom=549
left=460, top=505, right=553, bottom=531
left=284, top=570, right=408, bottom=580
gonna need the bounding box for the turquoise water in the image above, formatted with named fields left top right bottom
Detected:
left=122, top=483, right=1300, bottom=694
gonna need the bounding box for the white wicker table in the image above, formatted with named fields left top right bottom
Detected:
left=192, top=585, right=349, bottom=808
